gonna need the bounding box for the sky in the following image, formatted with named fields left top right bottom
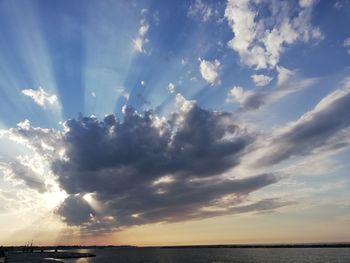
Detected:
left=0, top=0, right=350, bottom=246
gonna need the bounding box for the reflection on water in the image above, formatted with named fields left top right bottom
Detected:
left=73, top=259, right=90, bottom=263
left=61, top=247, right=350, bottom=263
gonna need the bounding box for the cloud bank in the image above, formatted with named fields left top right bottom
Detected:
left=3, top=77, right=350, bottom=234
left=2, top=97, right=284, bottom=233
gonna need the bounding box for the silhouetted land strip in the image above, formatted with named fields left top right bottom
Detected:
left=0, top=243, right=350, bottom=252
left=1, top=243, right=350, bottom=253
left=157, top=243, right=350, bottom=249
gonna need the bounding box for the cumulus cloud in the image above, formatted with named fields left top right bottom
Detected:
left=57, top=195, right=94, bottom=225
left=199, top=58, right=221, bottom=85
left=22, top=87, right=60, bottom=109
left=251, top=74, right=273, bottom=87
left=133, top=19, right=149, bottom=53
left=225, top=0, right=323, bottom=69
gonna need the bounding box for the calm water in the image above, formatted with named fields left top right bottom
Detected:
left=61, top=247, right=350, bottom=263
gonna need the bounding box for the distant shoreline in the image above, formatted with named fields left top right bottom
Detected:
left=157, top=243, right=350, bottom=249
left=2, top=243, right=350, bottom=251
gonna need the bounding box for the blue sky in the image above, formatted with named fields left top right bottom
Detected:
left=0, top=0, right=350, bottom=245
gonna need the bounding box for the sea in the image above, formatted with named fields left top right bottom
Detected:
left=60, top=247, right=350, bottom=263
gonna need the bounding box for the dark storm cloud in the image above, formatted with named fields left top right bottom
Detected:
left=57, top=194, right=93, bottom=225
left=47, top=101, right=284, bottom=230
left=103, top=173, right=279, bottom=227
left=53, top=104, right=253, bottom=196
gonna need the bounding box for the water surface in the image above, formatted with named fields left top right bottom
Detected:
left=61, top=247, right=350, bottom=263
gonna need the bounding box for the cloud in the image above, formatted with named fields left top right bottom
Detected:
left=22, top=87, right=60, bottom=109
left=251, top=74, right=273, bottom=87
left=2, top=96, right=286, bottom=232
left=225, top=0, right=323, bottom=69
left=333, top=0, right=343, bottom=9
left=199, top=58, right=221, bottom=85
left=227, top=66, right=317, bottom=111
left=227, top=86, right=264, bottom=110
left=168, top=82, right=175, bottom=93
left=0, top=161, right=46, bottom=193
left=256, top=77, right=350, bottom=166
left=133, top=19, right=149, bottom=53
left=344, top=37, right=350, bottom=55
left=299, top=0, right=315, bottom=8
left=57, top=194, right=94, bottom=225
left=268, top=66, right=317, bottom=101
left=6, top=77, right=350, bottom=234
left=188, top=0, right=215, bottom=22
left=116, top=88, right=130, bottom=100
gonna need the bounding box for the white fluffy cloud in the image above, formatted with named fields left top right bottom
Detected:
left=199, top=58, right=221, bottom=85
left=168, top=82, right=175, bottom=93
left=22, top=87, right=59, bottom=109
left=225, top=0, right=323, bottom=69
left=251, top=74, right=273, bottom=87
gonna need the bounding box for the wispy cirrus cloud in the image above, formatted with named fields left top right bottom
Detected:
left=187, top=0, right=216, bottom=22
left=251, top=74, right=273, bottom=87
left=133, top=17, right=150, bottom=54
left=227, top=66, right=317, bottom=111
left=344, top=37, right=350, bottom=55
left=255, top=77, right=350, bottom=167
